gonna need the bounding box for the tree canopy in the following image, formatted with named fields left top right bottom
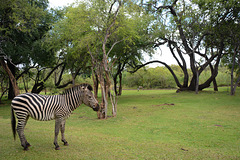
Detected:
left=128, top=0, right=239, bottom=93
left=0, top=0, right=239, bottom=103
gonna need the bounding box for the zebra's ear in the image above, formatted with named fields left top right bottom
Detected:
left=87, top=85, right=93, bottom=91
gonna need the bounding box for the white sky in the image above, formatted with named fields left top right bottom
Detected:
left=48, top=0, right=187, bottom=68
left=48, top=0, right=75, bottom=8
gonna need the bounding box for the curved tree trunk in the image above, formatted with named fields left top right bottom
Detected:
left=7, top=61, right=16, bottom=99
left=0, top=59, right=20, bottom=98
left=129, top=60, right=183, bottom=89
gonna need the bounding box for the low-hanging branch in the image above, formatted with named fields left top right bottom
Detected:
left=128, top=60, right=182, bottom=88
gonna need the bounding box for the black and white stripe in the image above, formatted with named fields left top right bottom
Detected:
left=12, top=90, right=81, bottom=121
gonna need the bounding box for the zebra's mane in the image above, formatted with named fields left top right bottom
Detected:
left=61, top=83, right=93, bottom=95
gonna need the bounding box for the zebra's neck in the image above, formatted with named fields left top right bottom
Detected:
left=64, top=89, right=83, bottom=111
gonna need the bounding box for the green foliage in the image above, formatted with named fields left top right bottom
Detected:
left=0, top=0, right=57, bottom=67
left=124, top=65, right=182, bottom=88
left=0, top=0, right=48, bottom=35
left=48, top=0, right=155, bottom=67
left=124, top=66, right=231, bottom=89
left=124, top=66, right=177, bottom=88
left=1, top=88, right=240, bottom=159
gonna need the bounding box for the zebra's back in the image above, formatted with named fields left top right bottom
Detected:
left=11, top=93, right=62, bottom=121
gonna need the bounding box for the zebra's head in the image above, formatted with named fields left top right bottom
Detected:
left=81, top=84, right=99, bottom=112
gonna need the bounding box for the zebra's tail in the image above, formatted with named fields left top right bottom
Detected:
left=11, top=107, right=16, bottom=140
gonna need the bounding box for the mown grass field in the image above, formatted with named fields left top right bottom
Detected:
left=0, top=87, right=240, bottom=159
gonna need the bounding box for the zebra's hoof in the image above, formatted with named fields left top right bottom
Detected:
left=62, top=140, right=69, bottom=146
left=26, top=142, right=31, bottom=147
left=24, top=147, right=29, bottom=151
left=55, top=146, right=60, bottom=150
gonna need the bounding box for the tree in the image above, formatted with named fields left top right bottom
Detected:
left=208, top=0, right=240, bottom=95
left=229, top=48, right=240, bottom=95
left=130, top=0, right=239, bottom=93
left=109, top=12, right=155, bottom=95
left=0, top=0, right=56, bottom=98
left=0, top=67, right=8, bottom=103
left=50, top=0, right=148, bottom=118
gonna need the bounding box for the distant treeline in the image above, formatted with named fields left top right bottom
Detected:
left=0, top=65, right=232, bottom=100
left=122, top=65, right=231, bottom=89
left=15, top=65, right=233, bottom=92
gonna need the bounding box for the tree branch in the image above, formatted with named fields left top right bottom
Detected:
left=128, top=60, right=182, bottom=88
left=55, top=63, right=66, bottom=87
left=106, top=38, right=126, bottom=57
left=194, top=32, right=211, bottom=51
left=155, top=1, right=192, bottom=54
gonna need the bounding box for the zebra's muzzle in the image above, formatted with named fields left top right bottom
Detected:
left=92, top=103, right=100, bottom=111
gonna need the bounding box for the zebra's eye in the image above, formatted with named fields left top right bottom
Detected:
left=88, top=96, right=92, bottom=99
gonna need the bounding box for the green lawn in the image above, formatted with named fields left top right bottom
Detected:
left=0, top=87, right=240, bottom=159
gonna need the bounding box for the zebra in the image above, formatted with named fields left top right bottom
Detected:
left=11, top=83, right=99, bottom=151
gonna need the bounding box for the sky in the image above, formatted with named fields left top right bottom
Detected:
left=48, top=0, right=75, bottom=9
left=48, top=0, right=185, bottom=68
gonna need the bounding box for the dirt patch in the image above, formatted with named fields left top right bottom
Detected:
left=214, top=124, right=223, bottom=127
left=152, top=103, right=175, bottom=109
left=181, top=148, right=188, bottom=151
left=152, top=103, right=175, bottom=107
left=79, top=116, right=88, bottom=119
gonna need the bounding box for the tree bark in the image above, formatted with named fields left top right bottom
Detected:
left=92, top=70, right=99, bottom=98
left=195, top=69, right=199, bottom=94
left=113, top=75, right=118, bottom=96
left=230, top=47, right=240, bottom=95
left=168, top=41, right=189, bottom=87
left=55, top=63, right=66, bottom=87
left=0, top=59, right=20, bottom=98
left=118, top=72, right=122, bottom=95
left=213, top=78, right=218, bottom=91
left=7, top=61, right=16, bottom=99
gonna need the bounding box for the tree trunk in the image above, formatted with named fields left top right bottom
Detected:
left=8, top=76, right=15, bottom=99
left=31, top=62, right=66, bottom=94
left=113, top=73, right=123, bottom=96
left=169, top=41, right=189, bottom=88
left=99, top=71, right=107, bottom=119
left=118, top=72, right=122, bottom=95
left=195, top=69, right=199, bottom=94
left=0, top=59, right=20, bottom=98
left=8, top=60, right=17, bottom=99
left=213, top=78, right=218, bottom=91
left=22, top=75, right=28, bottom=92
left=72, top=73, right=75, bottom=86
left=92, top=71, right=99, bottom=98
left=230, top=48, right=239, bottom=95
left=31, top=82, right=44, bottom=94
left=113, top=76, right=118, bottom=96
left=208, top=61, right=218, bottom=91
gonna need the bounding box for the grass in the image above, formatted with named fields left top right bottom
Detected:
left=0, top=87, right=240, bottom=159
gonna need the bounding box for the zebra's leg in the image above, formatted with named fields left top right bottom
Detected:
left=24, top=116, right=31, bottom=147
left=60, top=119, right=69, bottom=146
left=17, top=118, right=29, bottom=151
left=54, top=118, right=61, bottom=150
